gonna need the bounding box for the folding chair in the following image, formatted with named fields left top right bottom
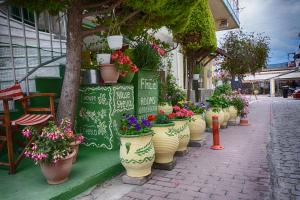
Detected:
left=0, top=83, right=55, bottom=174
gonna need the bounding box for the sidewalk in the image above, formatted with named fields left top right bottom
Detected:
left=76, top=100, right=272, bottom=200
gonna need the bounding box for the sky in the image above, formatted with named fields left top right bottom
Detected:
left=216, top=0, right=300, bottom=65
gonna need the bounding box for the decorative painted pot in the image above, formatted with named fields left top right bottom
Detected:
left=254, top=90, right=259, bottom=95
left=188, top=114, right=206, bottom=141
left=100, top=64, right=119, bottom=84
left=107, top=35, right=123, bottom=50
left=205, top=108, right=224, bottom=129
left=39, top=150, right=75, bottom=185
left=157, top=103, right=173, bottom=115
left=119, top=132, right=155, bottom=177
left=118, top=71, right=135, bottom=83
left=221, top=108, right=231, bottom=128
left=172, top=118, right=190, bottom=152
left=228, top=105, right=238, bottom=124
left=96, top=53, right=111, bottom=65
left=151, top=122, right=179, bottom=164
left=70, top=141, right=80, bottom=164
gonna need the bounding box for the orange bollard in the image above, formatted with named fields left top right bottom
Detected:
left=211, top=116, right=224, bottom=150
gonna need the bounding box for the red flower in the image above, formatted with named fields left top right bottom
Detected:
left=168, top=113, right=176, bottom=119
left=159, top=110, right=165, bottom=114
left=147, top=115, right=156, bottom=122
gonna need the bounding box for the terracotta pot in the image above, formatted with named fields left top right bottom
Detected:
left=205, top=108, right=224, bottom=129
left=100, top=64, right=119, bottom=84
left=151, top=122, right=178, bottom=164
left=70, top=141, right=80, bottom=163
left=240, top=116, right=249, bottom=126
left=189, top=114, right=206, bottom=141
left=119, top=132, right=155, bottom=177
left=39, top=151, right=75, bottom=185
left=157, top=103, right=173, bottom=115
left=228, top=105, right=238, bottom=125
left=172, top=118, right=190, bottom=152
left=221, top=108, right=230, bottom=128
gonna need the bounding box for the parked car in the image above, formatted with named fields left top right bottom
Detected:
left=293, top=89, right=300, bottom=99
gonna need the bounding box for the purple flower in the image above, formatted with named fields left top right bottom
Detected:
left=141, top=118, right=151, bottom=127
left=135, top=124, right=141, bottom=131
left=127, top=116, right=137, bottom=125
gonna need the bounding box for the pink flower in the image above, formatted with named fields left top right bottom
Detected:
left=173, top=105, right=181, bottom=112
left=31, top=143, right=37, bottom=151
left=76, top=135, right=85, bottom=143
left=22, top=128, right=32, bottom=138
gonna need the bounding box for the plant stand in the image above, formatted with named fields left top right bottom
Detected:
left=153, top=159, right=177, bottom=171
left=122, top=174, right=151, bottom=185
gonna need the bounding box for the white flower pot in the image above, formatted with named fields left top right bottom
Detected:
left=193, top=74, right=200, bottom=80
left=107, top=35, right=123, bottom=50
left=96, top=54, right=111, bottom=65
left=188, top=114, right=206, bottom=141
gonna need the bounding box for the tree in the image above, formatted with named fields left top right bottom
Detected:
left=221, top=30, right=270, bottom=80
left=8, top=0, right=216, bottom=123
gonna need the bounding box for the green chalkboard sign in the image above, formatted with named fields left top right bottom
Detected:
left=75, top=85, right=134, bottom=150
left=134, top=70, right=158, bottom=118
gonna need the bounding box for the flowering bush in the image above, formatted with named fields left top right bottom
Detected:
left=185, top=102, right=206, bottom=114
left=240, top=95, right=249, bottom=117
left=120, top=114, right=155, bottom=136
left=229, top=94, right=249, bottom=116
left=172, top=105, right=194, bottom=119
left=22, top=119, right=84, bottom=164
left=151, top=43, right=166, bottom=56
left=154, top=110, right=174, bottom=124
left=111, top=50, right=139, bottom=77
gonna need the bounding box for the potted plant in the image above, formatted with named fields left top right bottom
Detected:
left=229, top=94, right=244, bottom=125
left=117, top=49, right=139, bottom=83
left=151, top=110, right=179, bottom=165
left=186, top=102, right=206, bottom=141
left=219, top=95, right=231, bottom=128
left=22, top=120, right=77, bottom=185
left=205, top=95, right=225, bottom=129
left=96, top=39, right=111, bottom=65
left=239, top=96, right=250, bottom=126
left=60, top=118, right=84, bottom=163
left=171, top=105, right=193, bottom=153
left=193, top=66, right=202, bottom=80
left=119, top=114, right=155, bottom=178
left=107, top=18, right=123, bottom=50
left=81, top=50, right=100, bottom=85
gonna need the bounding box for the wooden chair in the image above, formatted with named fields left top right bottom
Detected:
left=0, top=83, right=55, bottom=174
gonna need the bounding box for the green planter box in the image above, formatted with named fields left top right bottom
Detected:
left=133, top=70, right=158, bottom=118
left=75, top=84, right=134, bottom=150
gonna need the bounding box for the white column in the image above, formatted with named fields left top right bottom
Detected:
left=270, top=79, right=275, bottom=97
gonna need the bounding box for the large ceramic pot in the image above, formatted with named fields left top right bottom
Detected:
left=151, top=122, right=178, bottom=164
left=172, top=118, right=190, bottom=152
left=119, top=132, right=155, bottom=177
left=100, top=64, right=119, bottom=84
left=205, top=108, right=224, bottom=129
left=228, top=105, right=238, bottom=124
left=221, top=108, right=231, bottom=128
left=96, top=53, right=111, bottom=65
left=80, top=69, right=100, bottom=85
left=39, top=150, right=75, bottom=185
left=188, top=114, right=206, bottom=141
left=157, top=103, right=173, bottom=115
left=70, top=141, right=80, bottom=164
left=118, top=71, right=135, bottom=83
left=107, top=35, right=123, bottom=50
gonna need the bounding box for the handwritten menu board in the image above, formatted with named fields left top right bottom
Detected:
left=134, top=70, right=158, bottom=119
left=75, top=85, right=134, bottom=150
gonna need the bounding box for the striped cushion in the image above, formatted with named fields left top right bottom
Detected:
left=0, top=84, right=24, bottom=100
left=11, top=114, right=53, bottom=126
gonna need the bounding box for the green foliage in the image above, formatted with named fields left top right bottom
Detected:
left=221, top=30, right=270, bottom=77
left=9, top=0, right=69, bottom=13
left=230, top=96, right=244, bottom=115
left=165, top=73, right=186, bottom=106
left=155, top=112, right=172, bottom=124
left=174, top=0, right=217, bottom=52
left=206, top=94, right=229, bottom=109
left=81, top=51, right=98, bottom=70
left=131, top=40, right=161, bottom=71
left=214, top=83, right=232, bottom=96
left=186, top=102, right=205, bottom=114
